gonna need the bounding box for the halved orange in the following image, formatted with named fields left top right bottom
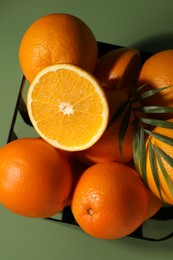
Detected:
left=27, top=64, right=109, bottom=151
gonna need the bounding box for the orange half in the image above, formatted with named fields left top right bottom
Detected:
left=27, top=64, right=109, bottom=151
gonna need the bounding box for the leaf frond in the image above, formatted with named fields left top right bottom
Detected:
left=140, top=118, right=173, bottom=128
left=144, top=129, right=173, bottom=146
left=154, top=147, right=173, bottom=197
left=133, top=105, right=173, bottom=114
left=132, top=118, right=140, bottom=174
left=114, top=81, right=173, bottom=201
left=148, top=141, right=163, bottom=200
left=139, top=127, right=147, bottom=185
left=154, top=146, right=173, bottom=168
left=136, top=85, right=173, bottom=101
left=129, top=83, right=148, bottom=100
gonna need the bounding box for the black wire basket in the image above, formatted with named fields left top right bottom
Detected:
left=7, top=42, right=173, bottom=242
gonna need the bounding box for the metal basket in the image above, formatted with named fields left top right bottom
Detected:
left=7, top=42, right=173, bottom=242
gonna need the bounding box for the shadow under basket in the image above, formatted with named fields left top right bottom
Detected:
left=7, top=42, right=173, bottom=242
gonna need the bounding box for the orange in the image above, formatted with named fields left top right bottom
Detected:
left=142, top=119, right=173, bottom=205
left=19, top=13, right=98, bottom=82
left=71, top=162, right=148, bottom=240
left=94, top=47, right=141, bottom=89
left=0, top=138, right=73, bottom=218
left=137, top=49, right=173, bottom=119
left=75, top=89, right=136, bottom=164
left=27, top=63, right=109, bottom=151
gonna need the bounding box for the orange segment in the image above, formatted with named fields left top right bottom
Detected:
left=27, top=64, right=109, bottom=151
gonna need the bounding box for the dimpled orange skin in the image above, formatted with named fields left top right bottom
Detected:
left=19, top=13, right=98, bottom=82
left=94, top=48, right=141, bottom=89
left=0, top=138, right=73, bottom=218
left=71, top=162, right=149, bottom=240
left=138, top=49, right=173, bottom=119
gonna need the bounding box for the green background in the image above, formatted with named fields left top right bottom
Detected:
left=1, top=0, right=173, bottom=259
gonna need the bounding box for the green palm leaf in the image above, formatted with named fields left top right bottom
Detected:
left=111, top=80, right=173, bottom=202
left=132, top=118, right=140, bottom=174
left=148, top=140, right=163, bottom=200
left=144, top=129, right=173, bottom=146
left=154, top=147, right=173, bottom=196
left=121, top=82, right=173, bottom=202
left=154, top=146, right=173, bottom=167
left=129, top=83, right=148, bottom=101
left=140, top=118, right=173, bottom=128
left=136, top=85, right=173, bottom=101
left=139, top=127, right=147, bottom=185
left=133, top=105, right=173, bottom=114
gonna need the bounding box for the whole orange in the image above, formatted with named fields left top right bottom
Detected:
left=71, top=162, right=148, bottom=239
left=94, top=47, right=141, bottom=89
left=19, top=13, right=98, bottom=82
left=143, top=119, right=173, bottom=205
left=137, top=49, right=173, bottom=119
left=0, top=138, right=73, bottom=218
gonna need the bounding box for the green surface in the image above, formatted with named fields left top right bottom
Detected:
left=0, top=0, right=173, bottom=259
